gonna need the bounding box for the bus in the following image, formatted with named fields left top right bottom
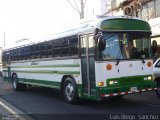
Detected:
left=2, top=16, right=159, bottom=104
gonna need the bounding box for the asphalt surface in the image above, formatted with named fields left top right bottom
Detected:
left=0, top=77, right=160, bottom=120
left=0, top=77, right=12, bottom=115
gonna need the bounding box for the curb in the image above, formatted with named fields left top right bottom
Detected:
left=0, top=97, right=34, bottom=120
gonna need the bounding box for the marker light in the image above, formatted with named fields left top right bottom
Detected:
left=98, top=82, right=104, bottom=86
left=109, top=81, right=114, bottom=85
left=109, top=80, right=118, bottom=85
left=144, top=76, right=152, bottom=80
left=147, top=61, right=152, bottom=67
left=148, top=76, right=152, bottom=80
left=106, top=64, right=112, bottom=70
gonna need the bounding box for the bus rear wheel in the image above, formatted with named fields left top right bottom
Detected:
left=12, top=74, right=26, bottom=91
left=63, top=77, right=78, bottom=104
left=156, top=81, right=160, bottom=97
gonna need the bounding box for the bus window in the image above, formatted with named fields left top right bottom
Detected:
left=70, top=35, right=78, bottom=55
left=35, top=44, right=40, bottom=59
left=25, top=47, right=31, bottom=60
left=17, top=48, right=22, bottom=61
left=30, top=45, right=35, bottom=59
left=13, top=49, right=18, bottom=61
left=46, top=41, right=53, bottom=58
left=2, top=51, right=10, bottom=64
left=21, top=47, right=25, bottom=60
left=61, top=37, right=69, bottom=56
left=81, top=37, right=86, bottom=55
left=10, top=50, right=14, bottom=61
left=53, top=39, right=61, bottom=57
left=88, top=35, right=94, bottom=54
left=40, top=43, right=47, bottom=58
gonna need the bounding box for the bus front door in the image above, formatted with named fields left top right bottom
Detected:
left=80, top=35, right=96, bottom=96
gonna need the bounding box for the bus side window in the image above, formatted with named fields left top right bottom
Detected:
left=70, top=35, right=78, bottom=55
left=35, top=44, right=40, bottom=59
left=40, top=42, right=47, bottom=58
left=88, top=35, right=94, bottom=54
left=25, top=47, right=31, bottom=60
left=81, top=37, right=86, bottom=55
left=2, top=51, right=10, bottom=64
left=17, top=48, right=21, bottom=61
left=21, top=47, right=25, bottom=60
left=46, top=41, right=53, bottom=58
left=61, top=37, right=69, bottom=56
left=13, top=49, right=17, bottom=61
left=53, top=39, right=61, bottom=57
left=10, top=50, right=14, bottom=61
left=30, top=45, right=35, bottom=59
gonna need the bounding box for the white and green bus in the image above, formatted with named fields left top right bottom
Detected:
left=2, top=16, right=158, bottom=103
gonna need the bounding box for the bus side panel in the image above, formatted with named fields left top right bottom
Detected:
left=9, top=59, right=82, bottom=90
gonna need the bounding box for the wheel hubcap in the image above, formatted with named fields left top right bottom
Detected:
left=65, top=83, right=74, bottom=101
left=13, top=75, right=17, bottom=89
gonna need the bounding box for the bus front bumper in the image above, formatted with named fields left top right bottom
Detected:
left=98, top=82, right=157, bottom=97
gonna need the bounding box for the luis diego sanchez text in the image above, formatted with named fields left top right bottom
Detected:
left=110, top=114, right=160, bottom=120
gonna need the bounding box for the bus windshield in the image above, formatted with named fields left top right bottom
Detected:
left=97, top=32, right=151, bottom=60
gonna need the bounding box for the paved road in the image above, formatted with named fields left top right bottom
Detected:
left=0, top=78, right=160, bottom=120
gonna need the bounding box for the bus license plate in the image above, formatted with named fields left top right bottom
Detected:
left=130, top=87, right=137, bottom=92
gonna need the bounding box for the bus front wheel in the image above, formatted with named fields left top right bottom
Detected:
left=63, top=77, right=78, bottom=104
left=12, top=74, right=26, bottom=91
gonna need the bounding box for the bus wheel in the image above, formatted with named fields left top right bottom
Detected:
left=156, top=81, right=160, bottom=97
left=63, top=77, right=78, bottom=104
left=12, top=74, right=26, bottom=91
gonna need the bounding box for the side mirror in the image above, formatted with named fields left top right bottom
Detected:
left=152, top=40, right=157, bottom=54
left=98, top=36, right=106, bottom=51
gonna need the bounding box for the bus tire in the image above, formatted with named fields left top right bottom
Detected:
left=63, top=77, right=78, bottom=104
left=12, top=74, right=26, bottom=91
left=155, top=81, right=160, bottom=97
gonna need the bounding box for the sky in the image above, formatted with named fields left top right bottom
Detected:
left=0, top=0, right=102, bottom=48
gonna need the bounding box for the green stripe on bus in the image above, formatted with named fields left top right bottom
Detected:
left=11, top=70, right=80, bottom=74
left=19, top=78, right=82, bottom=90
left=19, top=78, right=61, bottom=88
left=106, top=75, right=153, bottom=87
left=11, top=64, right=80, bottom=68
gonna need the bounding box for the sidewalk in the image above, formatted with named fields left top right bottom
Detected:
left=0, top=101, right=19, bottom=120
left=0, top=77, right=16, bottom=119
left=0, top=76, right=12, bottom=114
left=0, top=103, right=11, bottom=114
left=0, top=77, right=12, bottom=96
left=0, top=77, right=33, bottom=120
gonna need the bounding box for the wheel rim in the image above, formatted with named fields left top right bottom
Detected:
left=65, top=82, right=74, bottom=101
left=12, top=75, right=17, bottom=89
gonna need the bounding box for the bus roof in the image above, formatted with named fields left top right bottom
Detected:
left=3, top=15, right=150, bottom=51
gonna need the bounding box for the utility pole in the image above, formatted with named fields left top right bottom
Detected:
left=80, top=0, right=84, bottom=19
left=67, top=0, right=86, bottom=20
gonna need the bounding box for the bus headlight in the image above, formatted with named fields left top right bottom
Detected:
left=109, top=80, right=118, bottom=85
left=144, top=76, right=152, bottom=80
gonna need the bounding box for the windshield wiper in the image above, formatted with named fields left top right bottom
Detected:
left=115, top=59, right=120, bottom=65
left=140, top=56, right=145, bottom=64
left=137, top=51, right=145, bottom=63
left=115, top=48, right=122, bottom=65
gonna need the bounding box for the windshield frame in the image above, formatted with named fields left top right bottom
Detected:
left=95, top=31, right=152, bottom=61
